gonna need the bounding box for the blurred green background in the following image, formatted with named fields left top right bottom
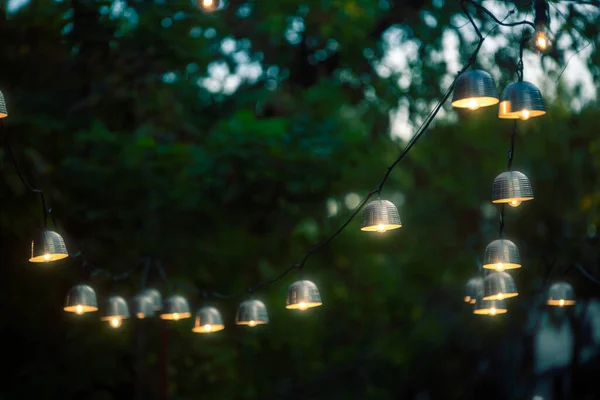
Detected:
left=1, top=0, right=600, bottom=399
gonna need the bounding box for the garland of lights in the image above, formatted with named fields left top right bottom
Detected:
left=0, top=0, right=592, bottom=333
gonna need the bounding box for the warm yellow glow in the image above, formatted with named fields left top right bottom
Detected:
left=204, top=324, right=212, bottom=332
left=474, top=307, right=507, bottom=315
left=376, top=224, right=386, bottom=233
left=64, top=304, right=98, bottom=314
left=29, top=252, right=69, bottom=263
left=298, top=302, right=307, bottom=310
left=286, top=300, right=323, bottom=310
left=496, top=263, right=504, bottom=271
left=249, top=320, right=256, bottom=327
left=451, top=96, right=499, bottom=109
left=548, top=299, right=575, bottom=307
left=559, top=299, right=565, bottom=307
left=468, top=98, right=479, bottom=110
left=44, top=253, right=51, bottom=261
left=159, top=312, right=191, bottom=320
left=202, top=0, right=213, bottom=7
left=192, top=323, right=224, bottom=333
left=498, top=101, right=546, bottom=120
left=535, top=32, right=548, bottom=51
left=173, top=313, right=180, bottom=320
left=509, top=199, right=522, bottom=207
left=361, top=223, right=402, bottom=232
left=483, top=291, right=518, bottom=301
left=489, top=307, right=497, bottom=316
left=137, top=312, right=145, bottom=319
left=110, top=317, right=122, bottom=328
left=520, top=109, right=530, bottom=120
left=483, top=261, right=521, bottom=271
left=76, top=305, right=83, bottom=315
left=469, top=298, right=476, bottom=304
left=464, top=296, right=471, bottom=303
left=493, top=196, right=533, bottom=206
left=497, top=293, right=503, bottom=300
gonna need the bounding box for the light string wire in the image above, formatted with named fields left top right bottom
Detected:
left=0, top=3, right=549, bottom=304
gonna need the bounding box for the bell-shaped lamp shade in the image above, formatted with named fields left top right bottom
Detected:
left=132, top=295, right=155, bottom=319
left=483, top=271, right=518, bottom=301
left=29, top=230, right=69, bottom=263
left=492, top=171, right=534, bottom=207
left=360, top=200, right=402, bottom=232
left=464, top=276, right=483, bottom=304
left=473, top=295, right=508, bottom=315
left=160, top=295, right=191, bottom=320
left=101, top=296, right=130, bottom=328
left=547, top=282, right=576, bottom=307
left=236, top=299, right=268, bottom=327
left=0, top=90, right=7, bottom=118
left=64, top=284, right=98, bottom=314
left=286, top=280, right=323, bottom=310
left=483, top=239, right=521, bottom=271
left=139, top=288, right=162, bottom=311
left=498, top=81, right=546, bottom=120
left=451, top=69, right=499, bottom=110
left=193, top=0, right=220, bottom=11
left=192, top=306, right=225, bottom=333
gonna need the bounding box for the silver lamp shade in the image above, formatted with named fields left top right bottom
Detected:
left=64, top=284, right=98, bottom=314
left=132, top=295, right=155, bottom=319
left=492, top=171, right=534, bottom=207
left=464, top=276, right=483, bottom=304
left=547, top=282, right=576, bottom=307
left=483, top=272, right=518, bottom=301
left=139, top=288, right=162, bottom=311
left=482, top=239, right=521, bottom=271
left=29, top=230, right=69, bottom=263
left=451, top=69, right=499, bottom=110
left=160, top=294, right=191, bottom=320
left=499, top=81, right=546, bottom=120
left=194, top=0, right=220, bottom=11
left=101, top=296, right=130, bottom=328
left=473, top=295, right=507, bottom=315
left=192, top=306, right=225, bottom=333
left=286, top=280, right=323, bottom=310
left=360, top=200, right=402, bottom=232
left=236, top=299, right=268, bottom=327
left=0, top=90, right=7, bottom=118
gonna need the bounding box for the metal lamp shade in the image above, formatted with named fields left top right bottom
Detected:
left=451, top=69, right=499, bottom=109
left=286, top=280, right=323, bottom=310
left=492, top=171, right=534, bottom=207
left=0, top=90, right=7, bottom=118
left=101, top=296, right=130, bottom=328
left=464, top=276, right=483, bottom=304
left=139, top=288, right=162, bottom=311
left=483, top=272, right=518, bottom=301
left=482, top=239, right=521, bottom=271
left=547, top=282, right=576, bottom=307
left=64, top=284, right=98, bottom=314
left=29, top=230, right=69, bottom=263
left=360, top=200, right=402, bottom=232
left=500, top=81, right=546, bottom=120
left=194, top=0, right=220, bottom=11
left=236, top=299, right=268, bottom=327
left=132, top=295, right=155, bottom=319
left=192, top=306, right=225, bottom=333
left=473, top=295, right=508, bottom=315
left=160, top=295, right=191, bottom=320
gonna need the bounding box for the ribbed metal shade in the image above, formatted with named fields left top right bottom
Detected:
left=464, top=276, right=483, bottom=304
left=286, top=280, right=323, bottom=310
left=139, top=288, right=162, bottom=311
left=101, top=296, right=129, bottom=328
left=29, top=230, right=69, bottom=263
left=160, top=295, right=191, bottom=320
left=483, top=239, right=521, bottom=271
left=132, top=295, right=155, bottom=319
left=451, top=69, right=499, bottom=109
left=501, top=81, right=546, bottom=120
left=360, top=200, right=402, bottom=232
left=194, top=0, right=220, bottom=11
left=192, top=306, right=225, bottom=333
left=236, top=299, right=268, bottom=327
left=483, top=272, right=518, bottom=300
left=0, top=90, right=7, bottom=118
left=547, top=282, right=576, bottom=307
left=498, top=82, right=519, bottom=119
left=64, top=284, right=98, bottom=314
left=473, top=295, right=508, bottom=315
left=492, top=171, right=534, bottom=207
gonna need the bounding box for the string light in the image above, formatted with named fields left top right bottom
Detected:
left=286, top=280, right=323, bottom=311
left=360, top=200, right=402, bottom=233
left=492, top=171, right=534, bottom=207
left=483, top=272, right=518, bottom=301
left=101, top=296, right=130, bottom=328
left=451, top=69, right=499, bottom=110
left=64, top=284, right=98, bottom=315
left=235, top=299, right=268, bottom=327
left=160, top=295, right=191, bottom=320
left=547, top=282, right=576, bottom=306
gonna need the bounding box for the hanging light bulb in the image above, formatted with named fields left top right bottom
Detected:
left=64, top=284, right=98, bottom=315
left=482, top=239, right=521, bottom=271
left=483, top=272, right=518, bottom=301
left=451, top=69, right=499, bottom=110
left=132, top=295, right=155, bottom=319
left=235, top=299, right=268, bottom=327
left=547, top=282, right=576, bottom=307
left=532, top=0, right=552, bottom=54
left=0, top=90, right=7, bottom=118
left=464, top=276, right=483, bottom=304
left=101, top=296, right=130, bottom=328
left=192, top=306, right=225, bottom=333
left=139, top=288, right=162, bottom=311
left=29, top=230, right=69, bottom=263
left=498, top=81, right=546, bottom=120
left=473, top=294, right=507, bottom=316
left=286, top=280, right=323, bottom=311
left=360, top=200, right=402, bottom=232
left=160, top=295, right=191, bottom=320
left=492, top=171, right=534, bottom=207
left=193, top=0, right=220, bottom=11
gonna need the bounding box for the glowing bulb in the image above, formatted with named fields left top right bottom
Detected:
left=496, top=263, right=504, bottom=271
left=559, top=299, right=565, bottom=307
left=110, top=317, right=122, bottom=328
left=137, top=313, right=145, bottom=319
left=468, top=98, right=480, bottom=111
left=298, top=302, right=307, bottom=310
left=44, top=253, right=51, bottom=261
left=464, top=296, right=471, bottom=303
left=202, top=0, right=213, bottom=7
left=509, top=199, right=522, bottom=207
left=376, top=224, right=386, bottom=233
left=75, top=305, right=84, bottom=315
left=204, top=324, right=212, bottom=332
left=248, top=320, right=256, bottom=327
left=173, top=313, right=180, bottom=320
left=490, top=307, right=497, bottom=316
left=536, top=33, right=548, bottom=51
left=497, top=293, right=504, bottom=300
left=520, top=109, right=530, bottom=120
